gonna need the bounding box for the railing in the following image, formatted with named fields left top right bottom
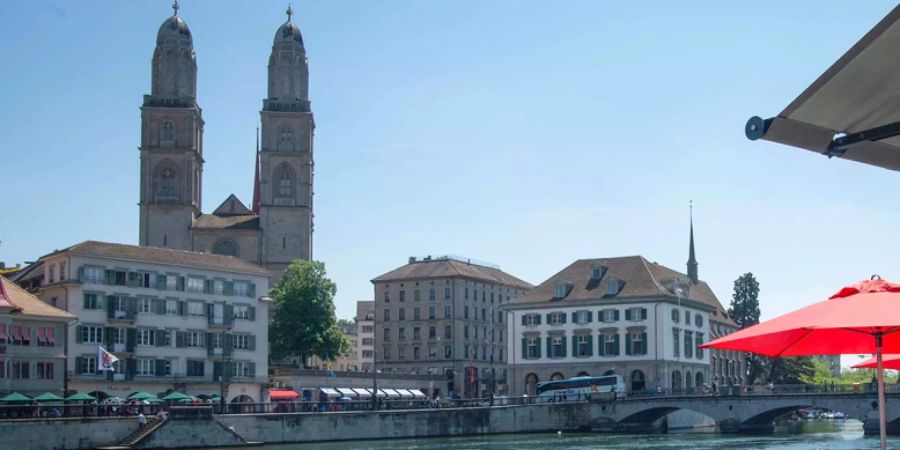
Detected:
left=625, top=382, right=900, bottom=399
left=271, top=367, right=445, bottom=381
left=0, top=403, right=162, bottom=420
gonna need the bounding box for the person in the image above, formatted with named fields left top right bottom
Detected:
left=137, top=412, right=147, bottom=430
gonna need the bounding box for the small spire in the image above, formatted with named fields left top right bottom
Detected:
left=286, top=3, right=293, bottom=22
left=172, top=0, right=179, bottom=16
left=252, top=126, right=261, bottom=214
left=687, top=200, right=699, bottom=284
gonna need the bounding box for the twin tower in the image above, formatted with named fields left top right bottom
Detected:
left=138, top=5, right=313, bottom=281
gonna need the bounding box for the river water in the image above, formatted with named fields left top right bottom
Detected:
left=222, top=421, right=897, bottom=450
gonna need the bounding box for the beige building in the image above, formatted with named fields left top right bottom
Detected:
left=138, top=5, right=313, bottom=282
left=0, top=276, right=75, bottom=396
left=306, top=321, right=360, bottom=372
left=357, top=301, right=375, bottom=372
left=372, top=256, right=532, bottom=398
left=32, top=241, right=272, bottom=402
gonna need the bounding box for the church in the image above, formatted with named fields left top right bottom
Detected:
left=137, top=4, right=313, bottom=282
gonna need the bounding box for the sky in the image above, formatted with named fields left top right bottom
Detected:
left=1, top=1, right=899, bottom=366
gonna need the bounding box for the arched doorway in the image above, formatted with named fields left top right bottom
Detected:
left=230, top=394, right=255, bottom=414
left=525, top=373, right=539, bottom=396
left=685, top=371, right=694, bottom=392
left=576, top=371, right=589, bottom=377
left=671, top=370, right=682, bottom=392
left=550, top=372, right=565, bottom=381
left=631, top=370, right=646, bottom=392
left=603, top=370, right=616, bottom=376
left=695, top=372, right=704, bottom=390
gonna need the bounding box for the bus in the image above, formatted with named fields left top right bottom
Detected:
left=536, top=375, right=626, bottom=402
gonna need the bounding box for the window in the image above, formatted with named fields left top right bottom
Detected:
left=59, top=262, right=66, bottom=281
left=362, top=325, right=373, bottom=333
left=276, top=165, right=293, bottom=198
left=601, top=333, right=619, bottom=356
left=628, top=331, right=647, bottom=355
left=234, top=281, right=250, bottom=297
left=673, top=329, right=680, bottom=357
left=413, top=308, right=420, bottom=320
left=79, top=357, right=96, bottom=375
left=83, top=267, right=104, bottom=284
left=444, top=287, right=451, bottom=300
left=137, top=329, right=155, bottom=346
left=465, top=288, right=469, bottom=300
left=162, top=121, right=175, bottom=141
left=695, top=314, right=703, bottom=328
left=481, top=308, right=486, bottom=322
left=234, top=334, right=251, bottom=350
left=140, top=298, right=154, bottom=314
left=600, top=309, right=619, bottom=323
left=429, top=326, right=436, bottom=339
left=398, top=328, right=406, bottom=341
left=428, top=306, right=436, bottom=319
left=575, top=335, right=592, bottom=357
left=684, top=310, right=691, bottom=326
left=684, top=331, right=694, bottom=358
left=525, top=337, right=540, bottom=359
left=362, top=338, right=374, bottom=345
left=696, top=333, right=704, bottom=358
left=672, top=309, right=680, bottom=323
left=625, top=307, right=647, bottom=321
left=398, top=346, right=406, bottom=361
left=188, top=302, right=204, bottom=316
left=279, top=126, right=293, bottom=147
left=187, top=360, right=205, bottom=377
left=429, top=288, right=435, bottom=301
left=383, top=291, right=390, bottom=302
left=362, top=350, right=374, bottom=358
left=464, top=326, right=469, bottom=339
left=137, top=359, right=155, bottom=376
left=464, top=306, right=469, bottom=319
left=413, top=289, right=420, bottom=302
left=444, top=305, right=451, bottom=318
left=444, top=345, right=452, bottom=358
left=413, top=347, right=420, bottom=360
left=187, top=277, right=204, bottom=293
left=398, top=308, right=406, bottom=321
left=574, top=310, right=592, bottom=324
left=160, top=167, right=176, bottom=197
left=399, top=291, right=406, bottom=302
left=547, top=311, right=566, bottom=325
left=383, top=309, right=391, bottom=321
left=37, top=327, right=55, bottom=347
left=444, top=325, right=452, bottom=339
left=235, top=305, right=250, bottom=320
left=383, top=328, right=391, bottom=341
left=412, top=327, right=420, bottom=340
left=48, top=266, right=55, bottom=283
left=523, top=313, right=540, bottom=326
left=81, top=326, right=103, bottom=344
left=83, top=293, right=101, bottom=310
left=36, top=361, right=54, bottom=379
left=112, top=328, right=126, bottom=345
left=166, top=275, right=178, bottom=291
left=554, top=283, right=568, bottom=298
left=607, top=279, right=622, bottom=295
left=549, top=336, right=566, bottom=358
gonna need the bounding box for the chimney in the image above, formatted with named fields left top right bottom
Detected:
left=408, top=256, right=417, bottom=264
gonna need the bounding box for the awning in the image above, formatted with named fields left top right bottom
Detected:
left=745, top=5, right=900, bottom=172
left=320, top=388, right=341, bottom=398
left=370, top=388, right=386, bottom=398
left=396, top=389, right=415, bottom=398
left=336, top=388, right=357, bottom=398
left=269, top=389, right=299, bottom=400
left=381, top=389, right=401, bottom=398
left=351, top=388, right=371, bottom=398
left=409, top=389, right=427, bottom=398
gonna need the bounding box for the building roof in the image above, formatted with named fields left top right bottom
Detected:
left=372, top=257, right=533, bottom=290
left=356, top=300, right=374, bottom=321
left=507, top=256, right=736, bottom=327
left=211, top=194, right=253, bottom=217
left=192, top=214, right=260, bottom=230
left=0, top=276, right=75, bottom=320
left=45, top=241, right=269, bottom=275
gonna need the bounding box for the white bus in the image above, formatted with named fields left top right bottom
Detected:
left=536, top=375, right=626, bottom=402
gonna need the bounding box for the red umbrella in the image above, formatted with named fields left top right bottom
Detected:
left=700, top=277, right=900, bottom=450
left=853, top=354, right=900, bottom=370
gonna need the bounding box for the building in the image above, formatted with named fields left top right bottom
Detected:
left=31, top=241, right=271, bottom=402
left=138, top=4, right=313, bottom=282
left=372, top=255, right=533, bottom=398
left=357, top=301, right=375, bottom=372
left=306, top=321, right=360, bottom=372
left=0, top=276, right=75, bottom=396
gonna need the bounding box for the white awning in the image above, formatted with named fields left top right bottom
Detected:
left=396, top=389, right=415, bottom=398
left=381, top=389, right=401, bottom=398
left=370, top=389, right=386, bottom=398
left=409, top=389, right=427, bottom=398
left=352, top=388, right=371, bottom=397
left=320, top=388, right=341, bottom=398
left=336, top=388, right=357, bottom=398
left=746, top=5, right=900, bottom=172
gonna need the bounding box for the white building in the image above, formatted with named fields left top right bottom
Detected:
left=504, top=255, right=734, bottom=396
left=33, top=241, right=271, bottom=402
left=357, top=300, right=375, bottom=372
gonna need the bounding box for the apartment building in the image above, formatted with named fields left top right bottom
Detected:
left=357, top=300, right=375, bottom=372
left=32, top=241, right=271, bottom=402
left=0, top=276, right=75, bottom=395
left=372, top=255, right=532, bottom=397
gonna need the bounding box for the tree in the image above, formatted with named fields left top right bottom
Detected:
left=756, top=356, right=816, bottom=384
left=269, top=260, right=351, bottom=362
left=728, top=272, right=760, bottom=329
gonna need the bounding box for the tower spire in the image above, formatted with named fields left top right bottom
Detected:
left=172, top=0, right=179, bottom=16
left=252, top=126, right=261, bottom=214
left=687, top=200, right=698, bottom=284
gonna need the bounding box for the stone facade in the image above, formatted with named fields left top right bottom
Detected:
left=139, top=8, right=313, bottom=283
left=372, top=256, right=532, bottom=398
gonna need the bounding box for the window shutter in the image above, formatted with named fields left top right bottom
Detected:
left=561, top=313, right=567, bottom=324
left=105, top=270, right=114, bottom=285
left=204, top=279, right=213, bottom=295
left=625, top=309, right=632, bottom=321
left=104, top=328, right=112, bottom=346
left=587, top=311, right=593, bottom=323
left=155, top=298, right=165, bottom=315
left=75, top=357, right=84, bottom=374
left=248, top=283, right=256, bottom=298
left=127, top=297, right=137, bottom=316
left=535, top=337, right=541, bottom=358
left=641, top=332, right=648, bottom=355
left=249, top=335, right=256, bottom=351
left=248, top=362, right=256, bottom=378
left=625, top=334, right=633, bottom=355
left=598, top=335, right=605, bottom=356
left=75, top=326, right=84, bottom=343
left=587, top=335, right=594, bottom=357
left=641, top=308, right=648, bottom=320
left=535, top=314, right=542, bottom=325
left=176, top=276, right=185, bottom=291
left=155, top=359, right=167, bottom=376
left=206, top=332, right=213, bottom=349
left=156, top=275, right=167, bottom=290
left=213, top=361, right=222, bottom=381
left=176, top=331, right=185, bottom=348
left=521, top=338, right=528, bottom=359
left=224, top=304, right=235, bottom=324
left=521, top=315, right=527, bottom=326
left=248, top=306, right=256, bottom=321
left=546, top=337, right=552, bottom=358
left=179, top=301, right=186, bottom=316
left=572, top=336, right=578, bottom=356
left=560, top=336, right=567, bottom=357
left=126, top=328, right=136, bottom=352
left=207, top=303, right=214, bottom=321
left=106, top=296, right=115, bottom=319
left=155, top=329, right=166, bottom=347
left=613, top=334, right=620, bottom=356
left=571, top=312, right=578, bottom=323
left=126, top=358, right=137, bottom=379
left=614, top=310, right=620, bottom=321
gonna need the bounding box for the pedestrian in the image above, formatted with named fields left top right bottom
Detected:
left=137, top=412, right=147, bottom=430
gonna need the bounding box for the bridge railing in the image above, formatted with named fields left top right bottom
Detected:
left=625, top=382, right=900, bottom=399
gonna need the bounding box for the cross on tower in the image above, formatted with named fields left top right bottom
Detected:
left=286, top=4, right=293, bottom=21
left=172, top=0, right=179, bottom=16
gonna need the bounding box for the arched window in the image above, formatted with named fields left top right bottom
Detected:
left=155, top=162, right=179, bottom=203
left=279, top=126, right=293, bottom=150
left=273, top=164, right=295, bottom=205
left=525, top=373, right=539, bottom=396
left=160, top=167, right=175, bottom=196
left=631, top=370, right=646, bottom=392
left=550, top=372, right=564, bottom=381
left=671, top=370, right=682, bottom=392
left=695, top=372, right=704, bottom=389
left=161, top=121, right=175, bottom=142
left=685, top=371, right=694, bottom=391
left=212, top=240, right=238, bottom=257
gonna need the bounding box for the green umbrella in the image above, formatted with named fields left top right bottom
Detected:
left=161, top=391, right=191, bottom=401
left=105, top=396, right=123, bottom=402
left=0, top=392, right=32, bottom=403
left=176, top=396, right=197, bottom=404
left=145, top=397, right=164, bottom=404
left=65, top=392, right=97, bottom=402
left=127, top=391, right=157, bottom=401
left=33, top=392, right=64, bottom=402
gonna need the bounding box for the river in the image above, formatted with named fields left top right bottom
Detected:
left=213, top=421, right=896, bottom=449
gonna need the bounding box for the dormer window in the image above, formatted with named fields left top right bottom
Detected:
left=553, top=282, right=571, bottom=299
left=591, top=264, right=607, bottom=280
left=606, top=279, right=622, bottom=296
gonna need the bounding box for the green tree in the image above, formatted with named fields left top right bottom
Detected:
left=728, top=272, right=760, bottom=329
left=269, top=260, right=351, bottom=362
left=757, top=356, right=816, bottom=384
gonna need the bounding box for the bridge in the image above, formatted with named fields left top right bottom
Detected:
left=588, top=392, right=900, bottom=434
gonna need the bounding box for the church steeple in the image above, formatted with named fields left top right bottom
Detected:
left=687, top=201, right=699, bottom=284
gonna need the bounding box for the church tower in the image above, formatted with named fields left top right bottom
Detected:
left=138, top=2, right=203, bottom=250
left=257, top=5, right=314, bottom=274
left=687, top=202, right=699, bottom=284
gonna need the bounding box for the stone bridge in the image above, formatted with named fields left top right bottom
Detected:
left=589, top=393, right=900, bottom=434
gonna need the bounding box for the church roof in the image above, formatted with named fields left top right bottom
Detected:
left=0, top=275, right=76, bottom=320
left=212, top=194, right=253, bottom=216
left=193, top=214, right=260, bottom=230
left=44, top=241, right=268, bottom=275
left=372, top=257, right=533, bottom=290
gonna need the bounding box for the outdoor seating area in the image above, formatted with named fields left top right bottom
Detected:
left=0, top=390, right=225, bottom=419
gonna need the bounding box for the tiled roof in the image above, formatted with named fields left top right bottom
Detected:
left=193, top=214, right=260, bottom=230
left=211, top=194, right=252, bottom=216
left=507, top=256, right=736, bottom=326
left=0, top=276, right=75, bottom=320
left=372, top=258, right=533, bottom=290
left=47, top=241, right=269, bottom=275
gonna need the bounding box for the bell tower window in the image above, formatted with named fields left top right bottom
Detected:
left=273, top=164, right=295, bottom=206
left=279, top=126, right=294, bottom=150
left=161, top=121, right=175, bottom=145
left=155, top=163, right=179, bottom=203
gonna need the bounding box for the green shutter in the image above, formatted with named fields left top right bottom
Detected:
left=155, top=359, right=167, bottom=376
left=248, top=306, right=256, bottom=321
left=126, top=358, right=137, bottom=379
left=83, top=293, right=90, bottom=309
left=535, top=314, right=541, bottom=325
left=213, top=361, right=222, bottom=381
left=587, top=311, right=593, bottom=323
left=546, top=314, right=552, bottom=324
left=546, top=337, right=552, bottom=357
left=613, top=334, right=620, bottom=356
left=75, top=356, right=84, bottom=374
left=249, top=335, right=256, bottom=351
left=204, top=279, right=213, bottom=294
left=155, top=298, right=165, bottom=315
left=75, top=326, right=84, bottom=343
left=224, top=304, right=234, bottom=324
left=598, top=335, right=605, bottom=356
left=521, top=338, right=528, bottom=359
left=224, top=281, right=234, bottom=296
left=104, top=328, right=112, bottom=346
left=126, top=297, right=137, bottom=317
left=248, top=362, right=256, bottom=378
left=521, top=315, right=527, bottom=326
left=641, top=332, right=648, bottom=355
left=641, top=308, right=648, bottom=320
left=535, top=337, right=541, bottom=358
left=206, top=332, right=213, bottom=349
left=155, top=329, right=166, bottom=347
left=587, top=335, right=594, bottom=356
left=625, top=309, right=632, bottom=321
left=179, top=301, right=187, bottom=316
left=614, top=310, right=620, bottom=321
left=176, top=331, right=185, bottom=348
left=78, top=266, right=85, bottom=282
left=625, top=334, right=632, bottom=355
left=572, top=336, right=578, bottom=356
left=126, top=328, right=136, bottom=352
left=571, top=312, right=578, bottom=323
left=105, top=270, right=115, bottom=285
left=156, top=275, right=167, bottom=290
left=248, top=283, right=256, bottom=298
left=561, top=336, right=567, bottom=357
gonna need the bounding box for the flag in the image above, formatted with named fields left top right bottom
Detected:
left=97, top=345, right=119, bottom=371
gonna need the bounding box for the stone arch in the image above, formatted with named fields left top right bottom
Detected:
left=631, top=370, right=646, bottom=392
left=153, top=160, right=180, bottom=202
left=550, top=372, right=565, bottom=381
left=525, top=373, right=539, bottom=396
left=272, top=162, right=296, bottom=205
left=695, top=371, right=704, bottom=389
left=671, top=370, right=682, bottom=392
left=212, top=239, right=239, bottom=257
left=576, top=371, right=590, bottom=377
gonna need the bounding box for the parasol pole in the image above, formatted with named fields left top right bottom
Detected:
left=876, top=334, right=887, bottom=450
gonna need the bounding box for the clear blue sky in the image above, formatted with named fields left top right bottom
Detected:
left=2, top=1, right=898, bottom=366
